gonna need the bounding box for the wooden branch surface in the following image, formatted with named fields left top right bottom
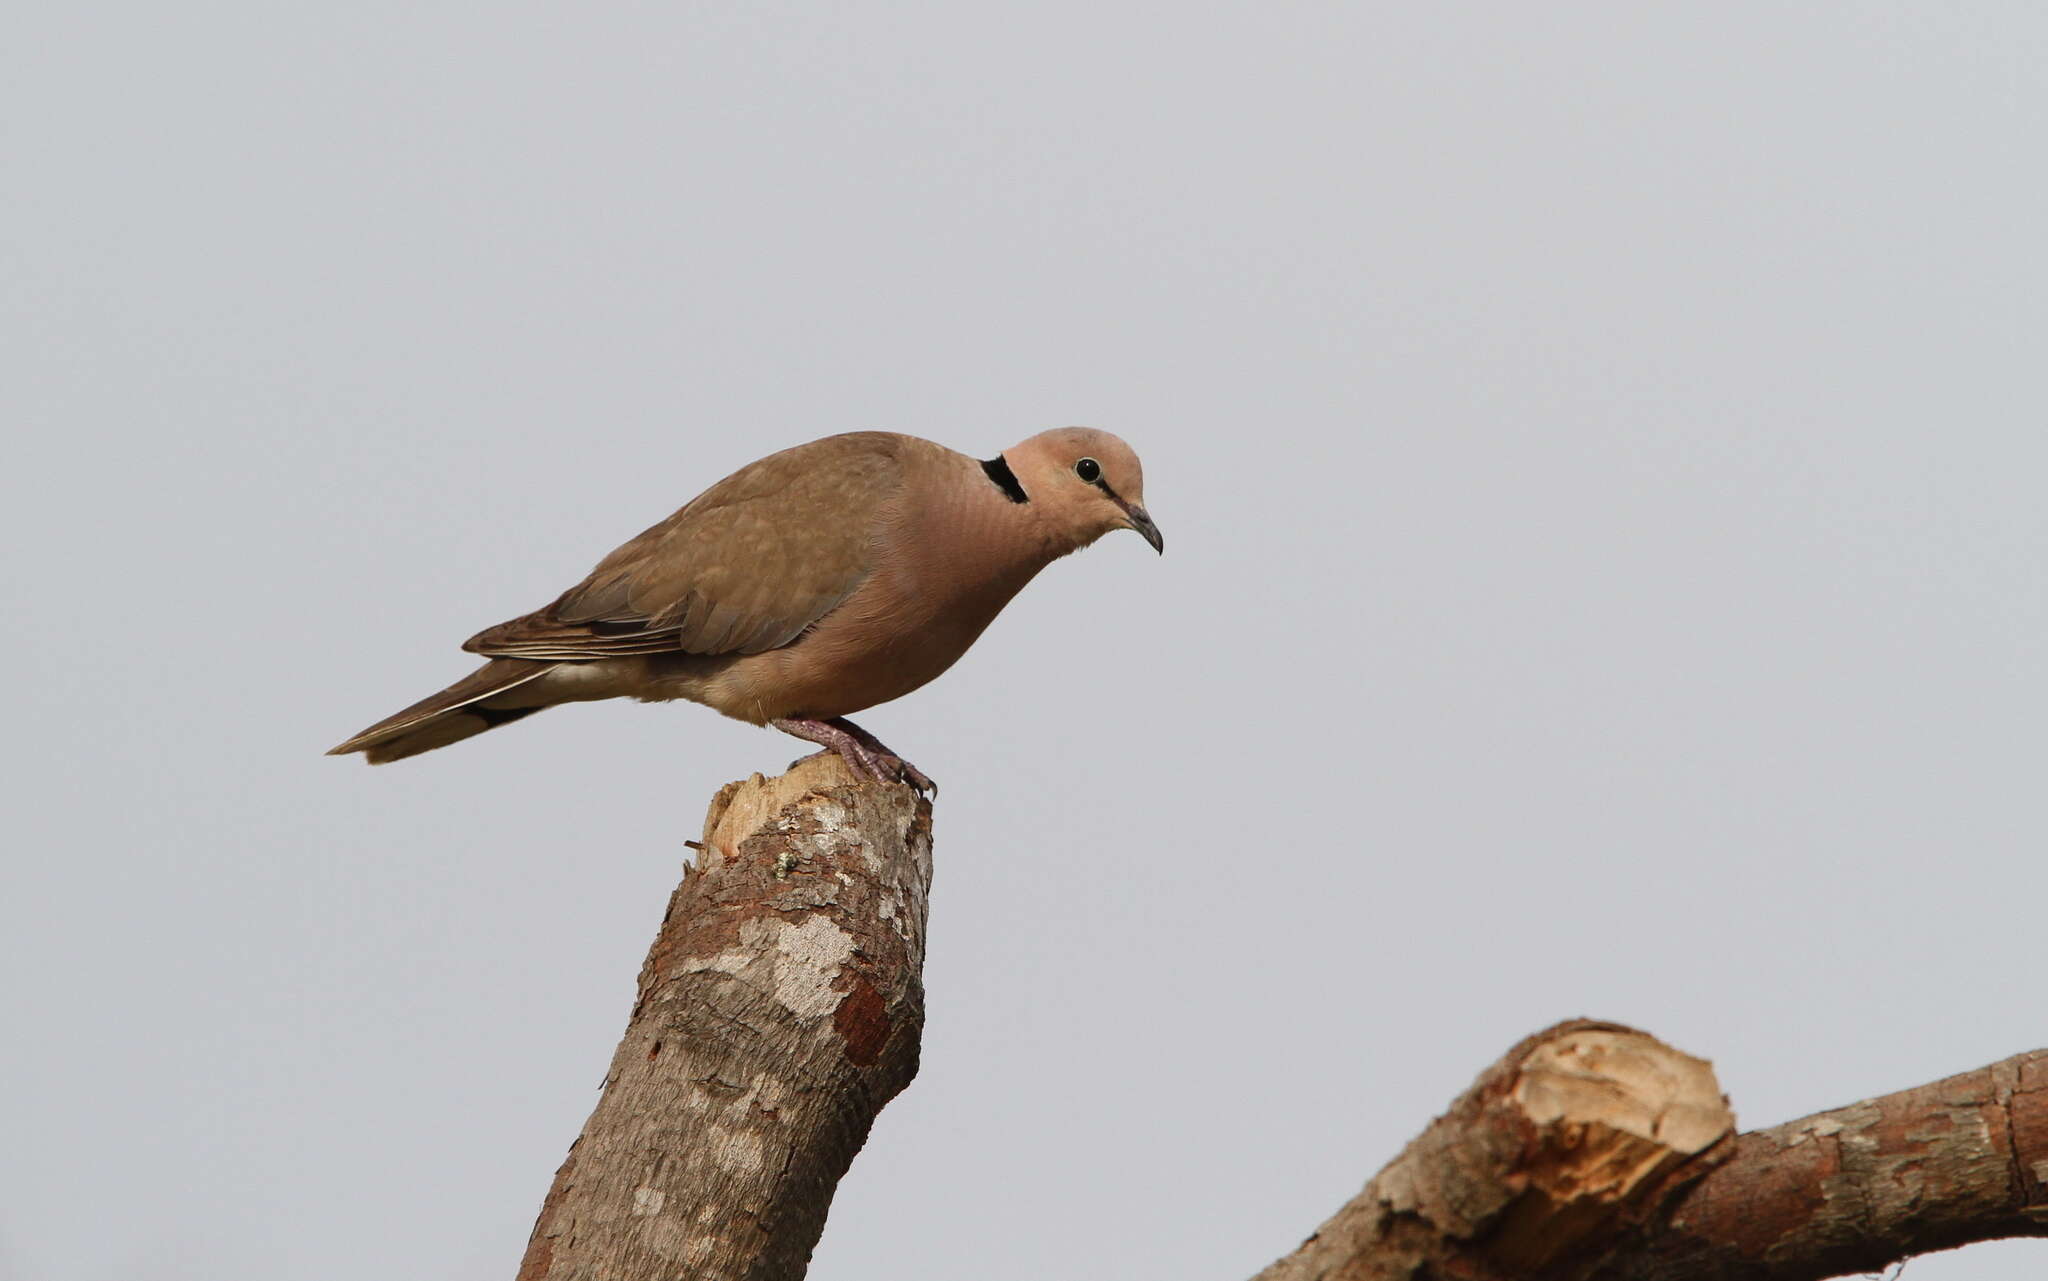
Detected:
left=517, top=756, right=932, bottom=1281
left=1256, top=1021, right=2048, bottom=1281
left=1612, top=1044, right=2048, bottom=1279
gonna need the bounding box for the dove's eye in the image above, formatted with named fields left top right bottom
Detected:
left=1074, top=458, right=1102, bottom=483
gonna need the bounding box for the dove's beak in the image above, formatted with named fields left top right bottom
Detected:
left=1120, top=502, right=1164, bottom=555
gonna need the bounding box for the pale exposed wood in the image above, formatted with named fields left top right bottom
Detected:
left=515, top=755, right=931, bottom=1281
left=1253, top=1020, right=1739, bottom=1281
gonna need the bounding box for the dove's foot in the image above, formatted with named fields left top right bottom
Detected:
left=773, top=717, right=937, bottom=796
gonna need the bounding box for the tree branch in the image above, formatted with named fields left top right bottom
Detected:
left=1255, top=1020, right=2048, bottom=1281
left=1612, top=1041, right=2048, bottom=1279
left=517, top=755, right=932, bottom=1281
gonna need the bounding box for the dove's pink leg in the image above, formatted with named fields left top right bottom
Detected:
left=772, top=717, right=937, bottom=796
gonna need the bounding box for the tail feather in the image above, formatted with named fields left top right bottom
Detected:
left=330, top=659, right=559, bottom=764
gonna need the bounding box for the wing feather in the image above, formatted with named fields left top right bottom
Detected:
left=465, top=434, right=902, bottom=661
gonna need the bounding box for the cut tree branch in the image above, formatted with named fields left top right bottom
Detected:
left=1256, top=1020, right=2048, bottom=1281
left=517, top=755, right=931, bottom=1281
left=508, top=763, right=2045, bottom=1281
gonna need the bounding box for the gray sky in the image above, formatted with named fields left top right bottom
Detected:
left=6, top=4, right=2045, bottom=1279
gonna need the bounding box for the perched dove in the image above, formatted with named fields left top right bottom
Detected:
left=329, top=428, right=1161, bottom=789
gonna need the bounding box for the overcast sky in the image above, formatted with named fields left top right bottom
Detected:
left=6, top=4, right=2045, bottom=1279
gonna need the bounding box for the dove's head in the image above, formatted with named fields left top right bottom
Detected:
left=1002, top=427, right=1163, bottom=556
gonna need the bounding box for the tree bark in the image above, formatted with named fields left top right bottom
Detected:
left=1256, top=1020, right=2048, bottom=1281
left=516, top=755, right=932, bottom=1281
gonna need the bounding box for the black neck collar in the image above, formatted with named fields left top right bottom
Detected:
left=981, top=455, right=1029, bottom=503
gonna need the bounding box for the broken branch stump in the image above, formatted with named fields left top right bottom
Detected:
left=517, top=755, right=933, bottom=1281
left=1255, top=1020, right=2048, bottom=1281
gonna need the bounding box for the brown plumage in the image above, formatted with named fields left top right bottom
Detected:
left=329, top=428, right=1161, bottom=787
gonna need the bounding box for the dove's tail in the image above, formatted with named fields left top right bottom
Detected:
left=329, top=658, right=561, bottom=764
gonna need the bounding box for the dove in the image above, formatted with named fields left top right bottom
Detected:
left=329, top=428, right=1161, bottom=790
